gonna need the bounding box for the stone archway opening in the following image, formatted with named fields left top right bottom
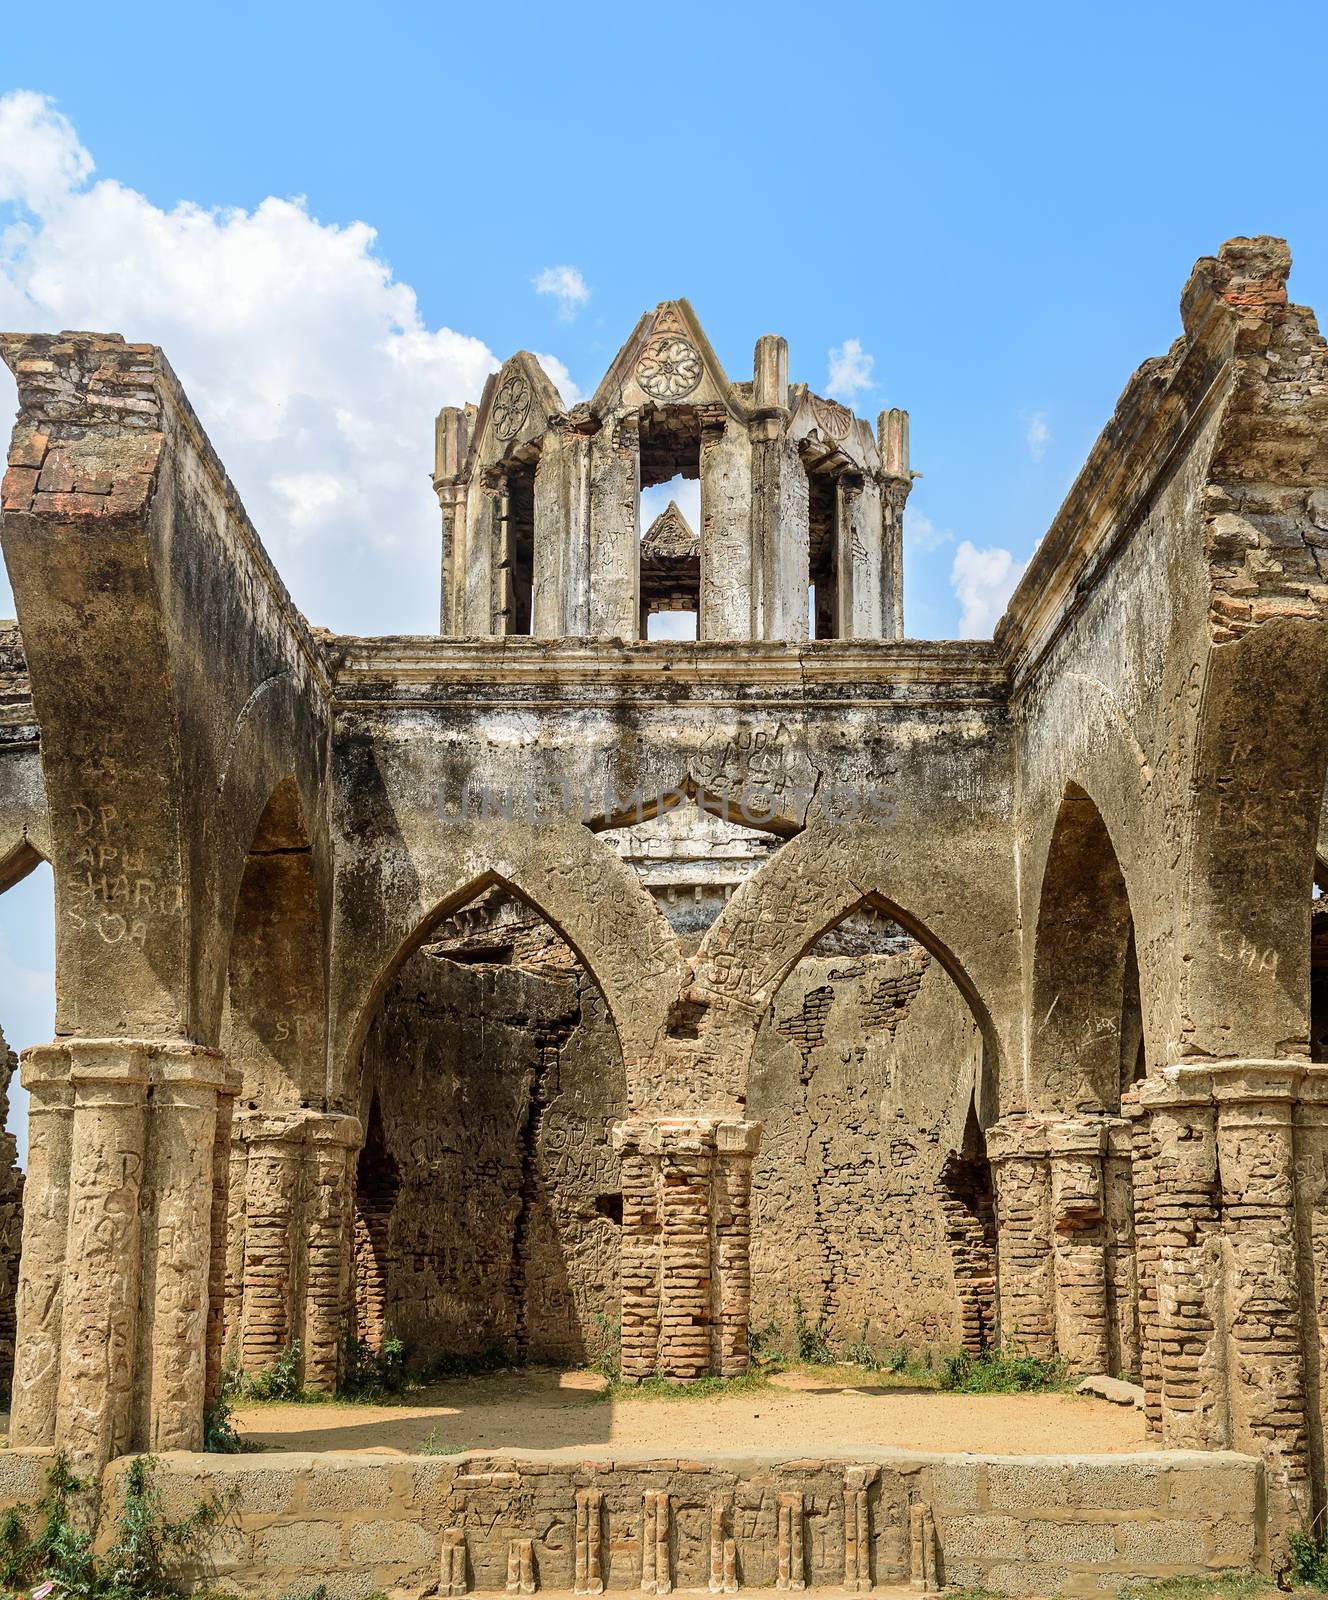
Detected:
left=746, top=899, right=990, bottom=1367
left=350, top=883, right=627, bottom=1374
left=220, top=778, right=344, bottom=1393
left=1010, top=782, right=1142, bottom=1381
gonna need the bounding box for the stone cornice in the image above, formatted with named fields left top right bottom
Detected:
left=326, top=636, right=1008, bottom=711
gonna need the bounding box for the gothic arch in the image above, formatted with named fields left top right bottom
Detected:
left=222, top=776, right=328, bottom=1112
left=1028, top=782, right=1140, bottom=1115
left=690, top=824, right=1011, bottom=1119
left=333, top=822, right=687, bottom=1110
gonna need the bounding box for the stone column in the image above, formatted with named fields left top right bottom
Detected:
left=1124, top=1089, right=1162, bottom=1432
left=876, top=409, right=911, bottom=642
left=699, top=408, right=754, bottom=642
left=1136, top=1068, right=1228, bottom=1450
left=9, top=1046, right=74, bottom=1445
left=57, top=1042, right=151, bottom=1463
left=612, top=1117, right=763, bottom=1381
left=533, top=418, right=594, bottom=637
left=1048, top=1116, right=1114, bottom=1376
left=1105, top=1118, right=1141, bottom=1381
left=11, top=1039, right=228, bottom=1463
left=588, top=412, right=640, bottom=640
left=987, top=1118, right=1056, bottom=1358
left=1213, top=1061, right=1311, bottom=1525
left=302, top=1113, right=361, bottom=1392
left=205, top=1066, right=241, bottom=1409
left=1296, top=1070, right=1328, bottom=1509
left=617, top=1135, right=661, bottom=1383
left=713, top=1122, right=760, bottom=1376
left=236, top=1114, right=306, bottom=1373
left=658, top=1128, right=714, bottom=1381
left=749, top=426, right=808, bottom=642
left=139, top=1049, right=230, bottom=1451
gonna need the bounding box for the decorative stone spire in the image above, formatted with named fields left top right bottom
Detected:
left=641, top=499, right=698, bottom=561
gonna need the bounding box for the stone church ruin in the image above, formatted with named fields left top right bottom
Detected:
left=1, top=235, right=1326, bottom=1592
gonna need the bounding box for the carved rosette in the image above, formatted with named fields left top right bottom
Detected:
left=637, top=335, right=703, bottom=400
left=493, top=373, right=532, bottom=440
left=810, top=394, right=853, bottom=440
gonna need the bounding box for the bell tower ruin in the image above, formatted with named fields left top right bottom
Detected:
left=433, top=300, right=910, bottom=641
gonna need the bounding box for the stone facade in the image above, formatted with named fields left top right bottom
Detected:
left=2, top=237, right=1328, bottom=1577
left=0, top=1446, right=1262, bottom=1599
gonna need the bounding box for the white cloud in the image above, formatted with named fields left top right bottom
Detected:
left=0, top=90, right=92, bottom=210
left=826, top=337, right=874, bottom=402
left=533, top=264, right=590, bottom=321
left=905, top=510, right=953, bottom=553
left=1026, top=411, right=1050, bottom=462
left=0, top=90, right=540, bottom=633
left=533, top=350, right=583, bottom=409
left=950, top=539, right=1025, bottom=638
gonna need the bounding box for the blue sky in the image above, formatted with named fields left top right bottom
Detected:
left=1, top=0, right=1326, bottom=1153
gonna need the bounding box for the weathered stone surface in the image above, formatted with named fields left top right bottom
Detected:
left=1, top=240, right=1326, bottom=1586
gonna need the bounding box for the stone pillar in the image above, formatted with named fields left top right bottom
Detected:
left=713, top=1123, right=759, bottom=1376
left=588, top=412, right=640, bottom=640
left=1105, top=1118, right=1141, bottom=1381
left=1124, top=1089, right=1162, bottom=1432
left=1048, top=1117, right=1114, bottom=1376
left=58, top=1042, right=151, bottom=1462
left=225, top=1109, right=359, bottom=1392
left=612, top=1117, right=762, bottom=1381
left=1136, top=1069, right=1228, bottom=1451
left=533, top=419, right=593, bottom=637
left=987, top=1118, right=1056, bottom=1358
left=876, top=409, right=911, bottom=642
left=698, top=406, right=754, bottom=643
left=9, top=1047, right=74, bottom=1445
left=1213, top=1062, right=1311, bottom=1525
left=434, top=405, right=472, bottom=635
left=834, top=472, right=884, bottom=640
left=749, top=426, right=808, bottom=642
left=1296, top=1071, right=1328, bottom=1509
left=236, top=1115, right=306, bottom=1374
left=138, top=1050, right=232, bottom=1450
left=11, top=1039, right=228, bottom=1463
left=302, top=1113, right=361, bottom=1392
left=205, top=1066, right=241, bottom=1409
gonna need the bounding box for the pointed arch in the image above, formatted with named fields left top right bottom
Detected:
left=1028, top=782, right=1138, bottom=1115
left=690, top=825, right=1012, bottom=1121
left=332, top=821, right=687, bottom=1109
left=223, top=776, right=328, bottom=1110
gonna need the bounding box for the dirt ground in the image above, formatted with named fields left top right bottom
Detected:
left=229, top=1366, right=1148, bottom=1458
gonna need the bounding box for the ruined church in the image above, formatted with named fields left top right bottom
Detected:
left=0, top=235, right=1326, bottom=1591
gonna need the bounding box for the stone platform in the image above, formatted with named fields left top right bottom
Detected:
left=0, top=1444, right=1265, bottom=1599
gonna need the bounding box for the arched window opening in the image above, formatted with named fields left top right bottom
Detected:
left=495, top=454, right=537, bottom=635
left=221, top=780, right=330, bottom=1386
left=351, top=884, right=626, bottom=1372
left=1031, top=786, right=1137, bottom=1115
left=807, top=467, right=838, bottom=639
left=747, top=901, right=986, bottom=1364
left=639, top=408, right=701, bottom=637
left=1028, top=785, right=1142, bottom=1380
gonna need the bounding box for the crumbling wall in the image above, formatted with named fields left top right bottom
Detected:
left=354, top=916, right=987, bottom=1370
left=355, top=914, right=626, bottom=1368
left=749, top=946, right=985, bottom=1356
